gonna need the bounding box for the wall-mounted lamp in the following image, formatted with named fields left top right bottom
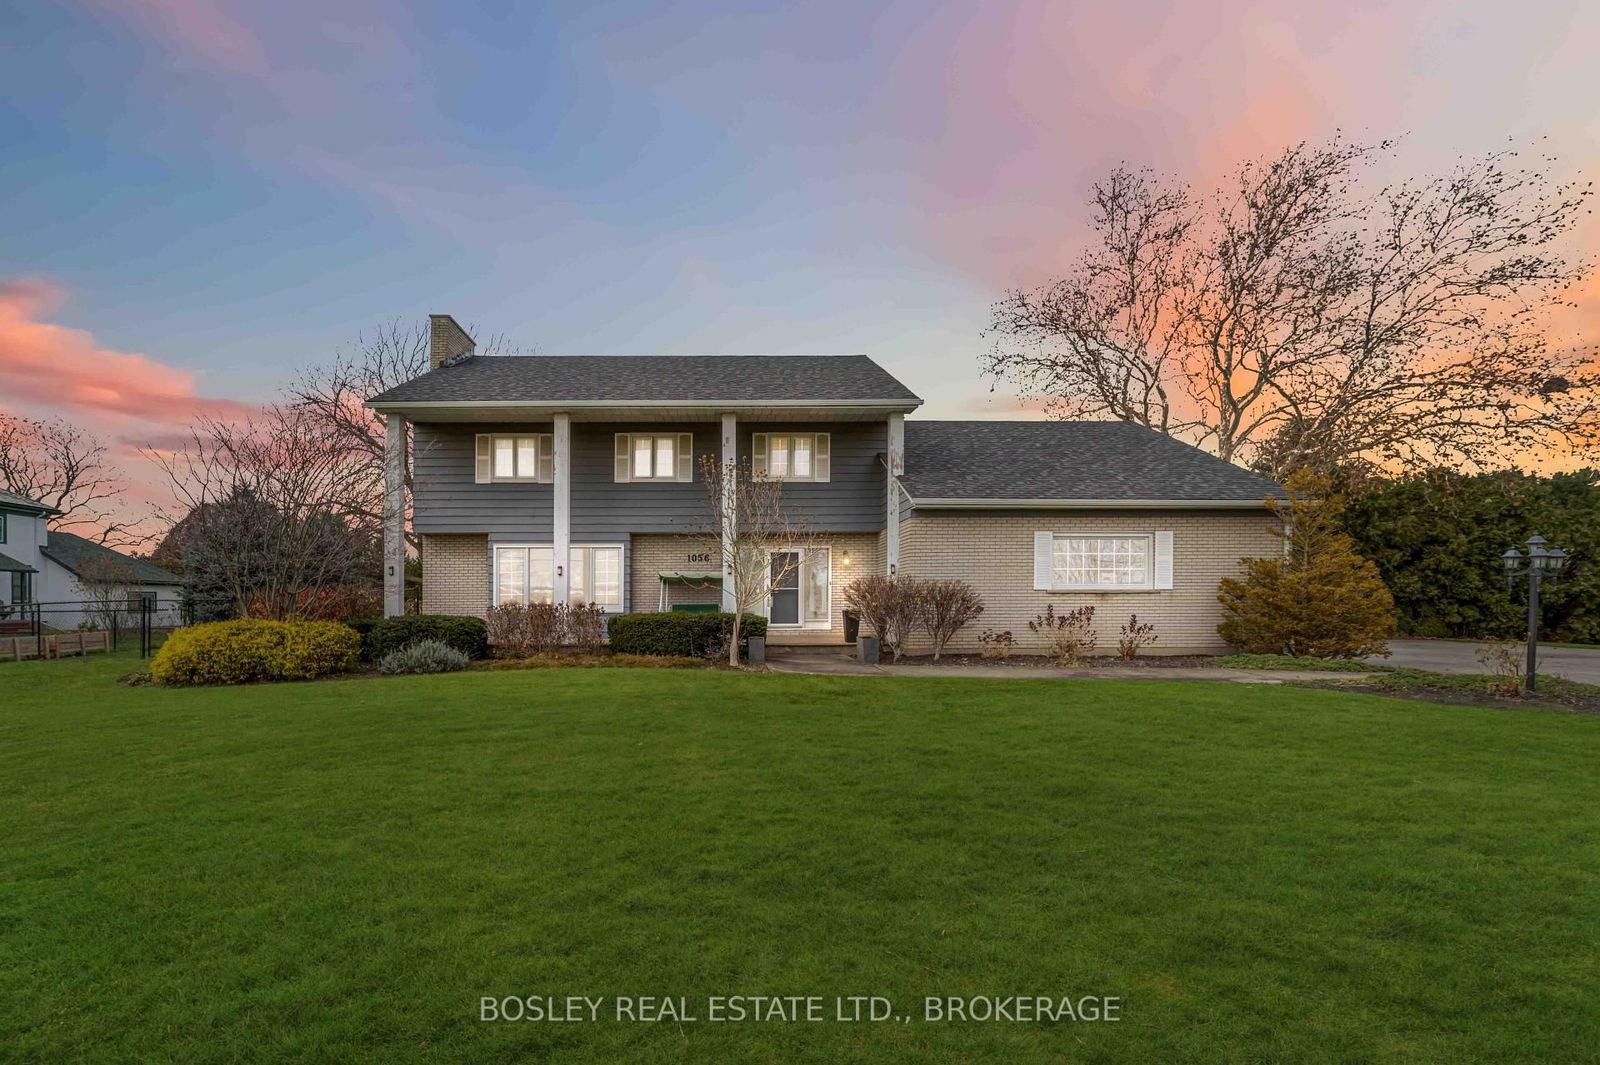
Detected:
left=556, top=565, right=564, bottom=578
left=841, top=550, right=851, bottom=567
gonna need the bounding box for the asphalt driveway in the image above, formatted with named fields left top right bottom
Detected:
left=1371, top=639, right=1600, bottom=685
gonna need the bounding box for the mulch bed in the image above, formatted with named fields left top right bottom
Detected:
left=892, top=654, right=1217, bottom=670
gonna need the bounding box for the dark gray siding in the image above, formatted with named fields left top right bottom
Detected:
left=412, top=423, right=554, bottom=537
left=413, top=419, right=887, bottom=537
left=571, top=423, right=718, bottom=539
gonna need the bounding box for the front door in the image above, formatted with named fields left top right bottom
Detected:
left=769, top=552, right=800, bottom=624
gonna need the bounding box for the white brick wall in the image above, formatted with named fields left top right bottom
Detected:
left=420, top=534, right=489, bottom=616
left=898, top=509, right=1280, bottom=655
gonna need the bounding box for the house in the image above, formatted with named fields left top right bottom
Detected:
left=367, top=315, right=1282, bottom=654
left=0, top=488, right=183, bottom=630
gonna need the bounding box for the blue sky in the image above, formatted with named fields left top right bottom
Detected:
left=2, top=0, right=1598, bottom=504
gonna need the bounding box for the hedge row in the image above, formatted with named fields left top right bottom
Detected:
left=151, top=619, right=360, bottom=686
left=349, top=615, right=489, bottom=661
left=606, top=612, right=766, bottom=658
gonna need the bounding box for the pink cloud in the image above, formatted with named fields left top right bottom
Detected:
left=94, top=0, right=269, bottom=77
left=0, top=278, right=253, bottom=425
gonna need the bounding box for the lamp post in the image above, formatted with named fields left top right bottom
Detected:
left=1500, top=535, right=1569, bottom=692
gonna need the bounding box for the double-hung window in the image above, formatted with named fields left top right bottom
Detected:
left=474, top=434, right=554, bottom=483
left=614, top=433, right=694, bottom=482
left=1034, top=531, right=1174, bottom=591
left=752, top=432, right=830, bottom=482
left=0, top=513, right=7, bottom=543
left=493, top=544, right=624, bottom=612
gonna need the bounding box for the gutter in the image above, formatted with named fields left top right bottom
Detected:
left=905, top=497, right=1279, bottom=510
left=365, top=398, right=923, bottom=412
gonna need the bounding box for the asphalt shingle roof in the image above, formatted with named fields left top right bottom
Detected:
left=0, top=550, right=36, bottom=573
left=901, top=421, right=1283, bottom=503
left=0, top=487, right=59, bottom=515
left=368, top=355, right=921, bottom=405
left=40, top=532, right=182, bottom=585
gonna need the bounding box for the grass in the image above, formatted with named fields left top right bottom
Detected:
left=4, top=654, right=1599, bottom=1063
left=1215, top=653, right=1388, bottom=673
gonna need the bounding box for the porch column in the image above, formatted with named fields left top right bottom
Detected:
left=886, top=412, right=904, bottom=577
left=720, top=412, right=738, bottom=612
left=553, top=413, right=571, bottom=607
left=383, top=413, right=407, bottom=617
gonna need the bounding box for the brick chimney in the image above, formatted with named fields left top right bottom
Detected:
left=428, top=314, right=476, bottom=370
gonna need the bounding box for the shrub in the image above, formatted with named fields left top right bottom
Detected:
left=1476, top=638, right=1526, bottom=696
left=918, top=580, right=984, bottom=660
left=378, top=638, right=470, bottom=675
left=607, top=612, right=767, bottom=658
left=361, top=614, right=489, bottom=661
left=151, top=619, right=360, bottom=686
left=1029, top=604, right=1097, bottom=664
left=486, top=602, right=564, bottom=656
left=567, top=602, right=606, bottom=653
left=1117, top=614, right=1158, bottom=659
left=978, top=629, right=1014, bottom=660
left=844, top=575, right=925, bottom=662
left=1218, top=471, right=1395, bottom=658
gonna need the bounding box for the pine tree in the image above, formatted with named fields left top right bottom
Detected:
left=1218, top=471, right=1395, bottom=658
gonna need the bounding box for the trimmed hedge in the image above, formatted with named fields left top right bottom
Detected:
left=360, top=615, right=489, bottom=661
left=606, top=612, right=767, bottom=658
left=151, top=619, right=360, bottom=686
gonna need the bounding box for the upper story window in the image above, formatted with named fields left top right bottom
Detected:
left=474, top=434, right=553, bottom=483
left=614, top=433, right=693, bottom=483
left=752, top=432, right=831, bottom=482
left=0, top=512, right=7, bottom=543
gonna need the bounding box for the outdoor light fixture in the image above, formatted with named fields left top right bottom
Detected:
left=1500, top=534, right=1570, bottom=692
left=841, top=550, right=851, bottom=566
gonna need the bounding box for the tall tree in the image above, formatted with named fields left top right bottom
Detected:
left=0, top=413, right=144, bottom=546
left=285, top=320, right=523, bottom=549
left=986, top=139, right=1597, bottom=475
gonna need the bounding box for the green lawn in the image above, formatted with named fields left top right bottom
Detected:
left=3, top=655, right=1598, bottom=1064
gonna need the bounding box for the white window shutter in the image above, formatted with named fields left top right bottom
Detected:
left=676, top=433, right=693, bottom=481
left=752, top=433, right=769, bottom=477
left=613, top=434, right=631, bottom=483
left=538, top=434, right=554, bottom=483
left=814, top=433, right=831, bottom=482
left=1154, top=531, right=1174, bottom=589
left=475, top=434, right=492, bottom=483
left=1033, top=532, right=1054, bottom=590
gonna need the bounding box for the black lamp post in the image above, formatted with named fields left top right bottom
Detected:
left=1500, top=535, right=1569, bottom=692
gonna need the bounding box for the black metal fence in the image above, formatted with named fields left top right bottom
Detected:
left=1, top=598, right=197, bottom=658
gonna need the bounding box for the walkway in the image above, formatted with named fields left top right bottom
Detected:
left=1369, top=639, right=1600, bottom=684
left=765, top=648, right=1372, bottom=684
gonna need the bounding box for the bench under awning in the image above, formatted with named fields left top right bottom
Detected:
left=656, top=571, right=721, bottom=611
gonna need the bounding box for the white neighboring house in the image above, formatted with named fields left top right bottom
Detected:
left=0, top=488, right=183, bottom=631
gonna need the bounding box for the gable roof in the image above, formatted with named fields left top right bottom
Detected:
left=40, top=532, right=182, bottom=586
left=901, top=421, right=1282, bottom=505
left=0, top=487, right=60, bottom=516
left=368, top=354, right=921, bottom=407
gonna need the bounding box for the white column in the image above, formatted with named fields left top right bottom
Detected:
left=383, top=413, right=407, bottom=617
left=553, top=413, right=571, bottom=608
left=720, top=412, right=738, bottom=612
left=886, top=412, right=904, bottom=578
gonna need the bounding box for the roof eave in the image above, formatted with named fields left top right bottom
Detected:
left=905, top=496, right=1281, bottom=509
left=366, top=397, right=924, bottom=415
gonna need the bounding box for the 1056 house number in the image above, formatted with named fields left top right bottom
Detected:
left=686, top=552, right=715, bottom=564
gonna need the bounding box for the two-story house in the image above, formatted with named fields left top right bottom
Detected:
left=0, top=488, right=183, bottom=629
left=367, top=316, right=1283, bottom=654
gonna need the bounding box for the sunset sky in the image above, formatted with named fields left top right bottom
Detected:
left=2, top=0, right=1598, bottom=519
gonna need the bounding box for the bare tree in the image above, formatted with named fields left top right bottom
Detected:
left=0, top=413, right=145, bottom=546
left=285, top=320, right=525, bottom=549
left=74, top=554, right=136, bottom=630
left=144, top=406, right=379, bottom=619
left=698, top=454, right=812, bottom=666
left=986, top=139, right=1598, bottom=475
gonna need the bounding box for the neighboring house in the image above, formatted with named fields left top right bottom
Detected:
left=0, top=488, right=182, bottom=630
left=367, top=315, right=1283, bottom=654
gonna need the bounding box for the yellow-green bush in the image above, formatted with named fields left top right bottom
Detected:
left=151, top=619, right=361, bottom=686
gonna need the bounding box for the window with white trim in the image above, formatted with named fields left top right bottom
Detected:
left=614, top=433, right=694, bottom=482
left=1051, top=535, right=1152, bottom=590
left=493, top=544, right=624, bottom=611
left=475, top=434, right=553, bottom=483
left=752, top=432, right=830, bottom=482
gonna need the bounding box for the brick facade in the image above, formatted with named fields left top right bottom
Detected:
left=898, top=509, right=1280, bottom=655
left=420, top=533, right=490, bottom=616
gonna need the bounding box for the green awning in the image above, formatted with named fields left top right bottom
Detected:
left=657, top=571, right=721, bottom=583
left=0, top=551, right=37, bottom=574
